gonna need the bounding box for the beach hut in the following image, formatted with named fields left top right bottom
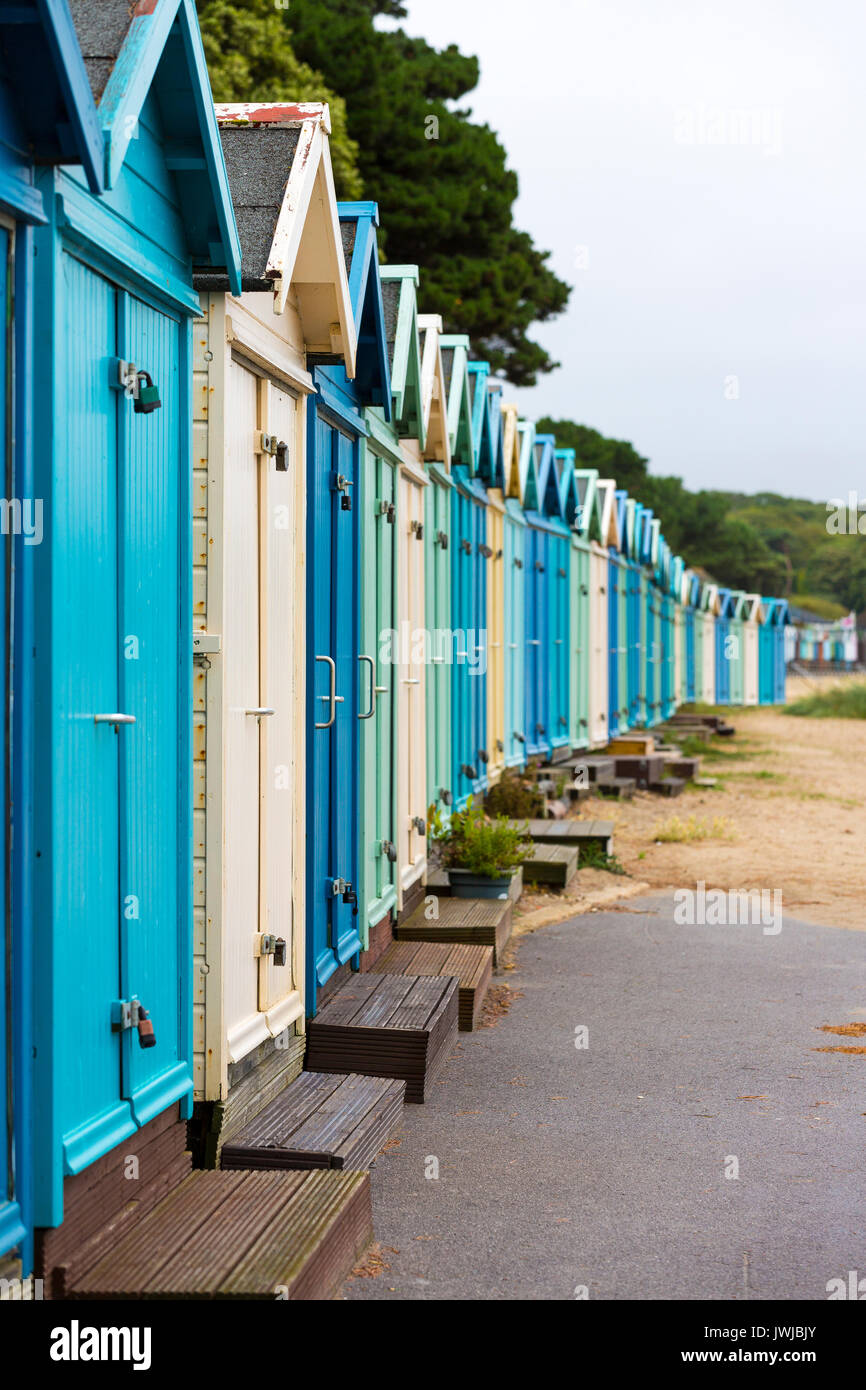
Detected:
left=569, top=469, right=600, bottom=749
left=190, top=104, right=354, bottom=1115
left=0, top=0, right=105, bottom=1275
left=369, top=266, right=426, bottom=928
left=658, top=542, right=676, bottom=721
left=590, top=479, right=619, bottom=744
left=760, top=598, right=789, bottom=704
left=481, top=379, right=508, bottom=784
left=305, top=202, right=390, bottom=1008
left=500, top=406, right=528, bottom=767
left=644, top=517, right=663, bottom=726
left=671, top=557, right=685, bottom=709
left=608, top=490, right=629, bottom=735
left=542, top=441, right=572, bottom=759
left=622, top=499, right=642, bottom=728
left=700, top=583, right=720, bottom=704
left=742, top=593, right=762, bottom=705
left=419, top=316, right=454, bottom=820
left=31, top=0, right=241, bottom=1240
left=447, top=359, right=490, bottom=808
left=715, top=588, right=735, bottom=705
left=683, top=571, right=700, bottom=702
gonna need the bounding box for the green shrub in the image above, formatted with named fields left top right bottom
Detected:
left=429, top=797, right=533, bottom=877
left=787, top=683, right=866, bottom=719
left=484, top=766, right=544, bottom=818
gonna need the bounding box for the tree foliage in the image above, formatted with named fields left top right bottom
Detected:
left=195, top=0, right=362, bottom=197
left=200, top=0, right=571, bottom=385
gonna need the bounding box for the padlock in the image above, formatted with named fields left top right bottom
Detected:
left=340, top=492, right=352, bottom=511
left=382, top=839, right=397, bottom=863
left=412, top=816, right=426, bottom=837
left=136, top=1004, right=156, bottom=1049
left=275, top=440, right=289, bottom=472
left=133, top=371, right=161, bottom=415
left=478, top=749, right=489, bottom=764
left=273, top=937, right=287, bottom=966
left=441, top=788, right=452, bottom=806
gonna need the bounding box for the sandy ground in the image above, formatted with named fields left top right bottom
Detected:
left=515, top=674, right=866, bottom=934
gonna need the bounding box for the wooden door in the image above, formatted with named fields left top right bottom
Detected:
left=398, top=467, right=426, bottom=897
left=424, top=476, right=452, bottom=812
left=504, top=508, right=526, bottom=765
left=569, top=537, right=589, bottom=749
left=359, top=444, right=397, bottom=934
left=307, top=408, right=361, bottom=1003
left=588, top=544, right=608, bottom=746
left=486, top=498, right=505, bottom=782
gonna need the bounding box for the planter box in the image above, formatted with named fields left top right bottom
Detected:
left=448, top=867, right=516, bottom=900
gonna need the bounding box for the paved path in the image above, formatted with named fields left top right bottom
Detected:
left=344, top=894, right=866, bottom=1300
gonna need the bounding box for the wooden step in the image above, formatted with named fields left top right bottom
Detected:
left=370, top=940, right=493, bottom=1031
left=220, top=1072, right=405, bottom=1172
left=562, top=755, right=616, bottom=783
left=305, top=974, right=459, bottom=1103
left=66, top=1168, right=372, bottom=1300
left=669, top=757, right=700, bottom=779
left=395, top=895, right=513, bottom=966
left=612, top=755, right=665, bottom=786
left=595, top=776, right=635, bottom=800
left=522, top=841, right=579, bottom=887
left=509, top=819, right=614, bottom=856
left=654, top=777, right=687, bottom=797
left=606, top=735, right=657, bottom=756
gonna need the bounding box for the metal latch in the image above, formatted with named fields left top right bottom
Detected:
left=461, top=763, right=477, bottom=780
left=411, top=816, right=426, bottom=836
left=111, top=360, right=161, bottom=414
left=410, top=519, right=423, bottom=540
left=436, top=530, right=448, bottom=550
left=377, top=499, right=396, bottom=523
left=381, top=839, right=397, bottom=862
left=256, top=934, right=287, bottom=966
left=440, top=788, right=452, bottom=807
left=111, top=998, right=156, bottom=1049
left=193, top=633, right=221, bottom=656
left=334, top=474, right=353, bottom=511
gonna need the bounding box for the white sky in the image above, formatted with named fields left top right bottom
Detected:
left=377, top=0, right=866, bottom=501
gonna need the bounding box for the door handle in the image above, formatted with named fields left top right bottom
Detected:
left=245, top=707, right=275, bottom=718
left=314, top=655, right=342, bottom=728
left=358, top=654, right=376, bottom=719
left=402, top=678, right=420, bottom=686
left=94, top=713, right=136, bottom=727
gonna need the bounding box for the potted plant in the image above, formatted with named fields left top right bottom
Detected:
left=429, top=797, right=533, bottom=899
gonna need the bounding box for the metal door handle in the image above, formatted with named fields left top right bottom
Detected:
left=358, top=655, right=376, bottom=719
left=94, top=713, right=136, bottom=726
left=402, top=678, right=420, bottom=686
left=314, top=655, right=340, bottom=728
left=245, top=707, right=275, bottom=718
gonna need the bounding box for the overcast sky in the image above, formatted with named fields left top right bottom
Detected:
left=378, top=0, right=865, bottom=502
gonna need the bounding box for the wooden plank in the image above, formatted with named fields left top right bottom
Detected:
left=522, top=842, right=579, bottom=887
left=511, top=819, right=614, bottom=853
left=369, top=940, right=493, bottom=1030
left=394, top=896, right=512, bottom=965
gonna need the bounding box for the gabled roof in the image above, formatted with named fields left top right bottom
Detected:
left=439, top=334, right=474, bottom=467
left=554, top=449, right=575, bottom=523
left=762, top=596, right=789, bottom=625
left=717, top=587, right=736, bottom=618
left=501, top=403, right=522, bottom=498
left=484, top=379, right=506, bottom=489
left=379, top=266, right=424, bottom=444
left=571, top=468, right=601, bottom=538
left=731, top=590, right=748, bottom=618
left=596, top=478, right=620, bottom=547
left=702, top=582, right=720, bottom=615
left=208, top=104, right=354, bottom=369
left=623, top=498, right=637, bottom=558
left=70, top=0, right=241, bottom=290
left=2, top=0, right=104, bottom=194
left=517, top=420, right=540, bottom=512
left=649, top=517, right=661, bottom=567
left=614, top=490, right=629, bottom=552
left=335, top=202, right=390, bottom=413
left=535, top=434, right=561, bottom=518
left=467, top=361, right=492, bottom=477
left=417, top=314, right=451, bottom=469
left=744, top=593, right=762, bottom=621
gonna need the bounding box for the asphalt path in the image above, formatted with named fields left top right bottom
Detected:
left=343, top=893, right=866, bottom=1300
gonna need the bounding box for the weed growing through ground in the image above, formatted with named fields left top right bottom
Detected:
left=787, top=683, right=866, bottom=719
left=579, top=840, right=628, bottom=874
left=652, top=814, right=735, bottom=844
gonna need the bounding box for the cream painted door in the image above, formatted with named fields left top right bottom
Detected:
left=743, top=623, right=759, bottom=704
left=701, top=613, right=716, bottom=704
left=398, top=467, right=427, bottom=900
left=223, top=363, right=301, bottom=1063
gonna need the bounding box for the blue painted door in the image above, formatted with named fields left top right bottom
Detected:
left=307, top=407, right=361, bottom=1003
left=716, top=617, right=731, bottom=704
left=451, top=478, right=487, bottom=806
left=54, top=256, right=190, bottom=1180
left=627, top=563, right=641, bottom=725
left=504, top=508, right=526, bottom=764
left=525, top=521, right=549, bottom=760
left=685, top=609, right=696, bottom=701
left=549, top=532, right=570, bottom=752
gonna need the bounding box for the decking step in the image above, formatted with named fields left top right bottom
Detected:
left=395, top=895, right=513, bottom=966
left=606, top=735, right=657, bottom=756
left=220, top=1072, right=405, bottom=1173
left=370, top=940, right=493, bottom=1031
left=305, top=973, right=459, bottom=1104
left=563, top=756, right=616, bottom=783
left=522, top=841, right=579, bottom=887
left=654, top=776, right=687, bottom=797
left=509, top=819, right=614, bottom=855
left=595, top=776, right=636, bottom=800
left=669, top=757, right=700, bottom=779
left=67, top=1168, right=372, bottom=1300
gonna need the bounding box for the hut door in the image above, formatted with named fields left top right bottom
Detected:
left=505, top=514, right=526, bottom=761
left=57, top=257, right=190, bottom=1165
left=308, top=412, right=361, bottom=1001
left=398, top=468, right=426, bottom=896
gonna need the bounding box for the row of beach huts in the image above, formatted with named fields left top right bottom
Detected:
left=0, top=0, right=789, bottom=1299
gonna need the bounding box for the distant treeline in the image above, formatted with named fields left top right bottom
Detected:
left=538, top=419, right=865, bottom=615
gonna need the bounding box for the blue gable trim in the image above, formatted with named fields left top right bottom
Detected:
left=535, top=434, right=561, bottom=519
left=485, top=378, right=505, bottom=489
left=337, top=201, right=391, bottom=417
left=98, top=0, right=241, bottom=292
left=468, top=361, right=491, bottom=475
left=0, top=0, right=104, bottom=193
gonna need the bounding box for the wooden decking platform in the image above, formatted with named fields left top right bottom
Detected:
left=305, top=973, right=459, bottom=1103
left=370, top=940, right=493, bottom=1031
left=522, top=841, right=579, bottom=887
left=596, top=776, right=636, bottom=800
left=510, top=819, right=614, bottom=855
left=66, top=1169, right=372, bottom=1300
left=395, top=895, right=513, bottom=966
left=220, top=1072, right=405, bottom=1172
left=612, top=755, right=666, bottom=786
